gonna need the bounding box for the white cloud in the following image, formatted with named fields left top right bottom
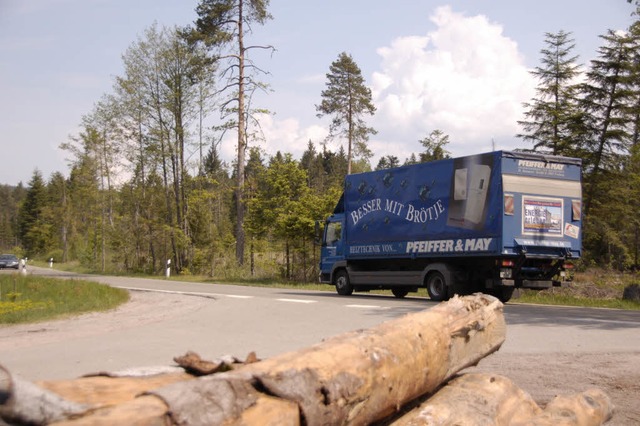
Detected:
left=246, top=5, right=537, bottom=167
left=296, top=73, right=325, bottom=84
left=222, top=114, right=329, bottom=164
left=371, top=5, right=536, bottom=159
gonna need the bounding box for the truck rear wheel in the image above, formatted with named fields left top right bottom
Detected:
left=491, top=287, right=515, bottom=303
left=426, top=271, right=448, bottom=302
left=334, top=270, right=353, bottom=296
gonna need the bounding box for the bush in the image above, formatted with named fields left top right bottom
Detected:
left=46, top=249, right=64, bottom=264
left=622, top=284, right=640, bottom=301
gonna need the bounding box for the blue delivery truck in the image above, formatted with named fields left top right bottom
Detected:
left=318, top=151, right=582, bottom=302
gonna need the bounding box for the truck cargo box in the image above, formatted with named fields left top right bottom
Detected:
left=319, top=151, right=582, bottom=302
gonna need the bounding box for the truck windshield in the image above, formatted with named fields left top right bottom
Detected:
left=325, top=221, right=342, bottom=246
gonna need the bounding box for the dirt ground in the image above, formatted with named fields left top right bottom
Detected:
left=1, top=291, right=637, bottom=425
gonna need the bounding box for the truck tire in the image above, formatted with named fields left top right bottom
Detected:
left=334, top=270, right=353, bottom=296
left=391, top=288, right=409, bottom=298
left=426, top=271, right=448, bottom=302
left=492, top=287, right=515, bottom=303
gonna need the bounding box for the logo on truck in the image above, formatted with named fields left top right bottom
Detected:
left=350, top=198, right=445, bottom=226
left=406, top=238, right=493, bottom=254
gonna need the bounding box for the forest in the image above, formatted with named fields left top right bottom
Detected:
left=2, top=0, right=640, bottom=280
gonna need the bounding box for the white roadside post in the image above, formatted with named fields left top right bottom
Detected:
left=166, top=259, right=171, bottom=278
left=49, top=258, right=53, bottom=268
left=20, top=258, right=27, bottom=275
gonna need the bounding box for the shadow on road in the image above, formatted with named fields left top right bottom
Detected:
left=504, top=304, right=640, bottom=330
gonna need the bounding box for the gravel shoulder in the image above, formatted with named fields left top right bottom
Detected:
left=0, top=290, right=637, bottom=424
left=467, top=351, right=640, bottom=425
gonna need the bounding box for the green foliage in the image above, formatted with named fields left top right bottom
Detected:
left=17, top=170, right=51, bottom=256
left=317, top=52, right=377, bottom=174
left=376, top=155, right=400, bottom=170
left=516, top=18, right=640, bottom=271
left=518, top=31, right=583, bottom=156
left=579, top=29, right=639, bottom=214
left=192, top=0, right=272, bottom=48
left=517, top=290, right=640, bottom=309
left=418, top=130, right=452, bottom=162
left=190, top=0, right=274, bottom=266
left=7, top=7, right=640, bottom=282
left=0, top=184, right=24, bottom=251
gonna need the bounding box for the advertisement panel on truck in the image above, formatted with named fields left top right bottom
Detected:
left=343, top=152, right=502, bottom=259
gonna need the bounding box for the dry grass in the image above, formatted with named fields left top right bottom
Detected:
left=516, top=268, right=640, bottom=309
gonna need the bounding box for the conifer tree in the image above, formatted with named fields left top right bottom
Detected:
left=418, top=130, right=452, bottom=162
left=17, top=170, right=48, bottom=256
left=578, top=29, right=638, bottom=215
left=518, top=31, right=582, bottom=156
left=317, top=52, right=377, bottom=174
left=375, top=155, right=400, bottom=170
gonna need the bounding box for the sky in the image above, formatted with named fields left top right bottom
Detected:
left=0, top=0, right=635, bottom=186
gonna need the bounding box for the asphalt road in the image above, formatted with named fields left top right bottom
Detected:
left=1, top=267, right=639, bottom=381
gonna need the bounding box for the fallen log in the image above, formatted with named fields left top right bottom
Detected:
left=149, top=293, right=506, bottom=425
left=52, top=381, right=300, bottom=426
left=0, top=294, right=506, bottom=425
left=38, top=370, right=192, bottom=406
left=382, top=373, right=614, bottom=426
left=387, top=373, right=542, bottom=425
left=10, top=293, right=611, bottom=426
left=513, top=388, right=614, bottom=426
left=0, top=365, right=90, bottom=425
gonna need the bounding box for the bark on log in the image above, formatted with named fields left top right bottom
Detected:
left=151, top=293, right=506, bottom=425
left=38, top=372, right=193, bottom=406
left=0, top=365, right=90, bottom=424
left=52, top=395, right=172, bottom=426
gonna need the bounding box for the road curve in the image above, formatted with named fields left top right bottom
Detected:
left=0, top=266, right=639, bottom=382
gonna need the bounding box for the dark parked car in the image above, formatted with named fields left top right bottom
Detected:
left=0, top=254, right=20, bottom=269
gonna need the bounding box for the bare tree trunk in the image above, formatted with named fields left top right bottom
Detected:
left=235, top=0, right=246, bottom=266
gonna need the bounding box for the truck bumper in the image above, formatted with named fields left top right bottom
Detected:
left=486, top=279, right=514, bottom=289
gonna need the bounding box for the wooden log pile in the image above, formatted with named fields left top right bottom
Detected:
left=0, top=294, right=614, bottom=425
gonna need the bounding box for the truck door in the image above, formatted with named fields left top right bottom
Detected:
left=320, top=217, right=345, bottom=282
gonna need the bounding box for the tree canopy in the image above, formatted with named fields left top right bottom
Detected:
left=5, top=3, right=640, bottom=276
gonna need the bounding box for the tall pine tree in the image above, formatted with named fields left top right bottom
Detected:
left=518, top=30, right=582, bottom=156
left=579, top=29, right=638, bottom=215
left=17, top=170, right=48, bottom=256
left=317, top=52, right=377, bottom=174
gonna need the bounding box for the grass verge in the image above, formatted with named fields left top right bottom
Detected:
left=24, top=261, right=640, bottom=310
left=0, top=274, right=129, bottom=325
left=516, top=290, right=640, bottom=309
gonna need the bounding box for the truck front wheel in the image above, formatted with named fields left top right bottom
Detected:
left=391, top=288, right=409, bottom=298
left=426, top=271, right=448, bottom=302
left=334, top=270, right=353, bottom=296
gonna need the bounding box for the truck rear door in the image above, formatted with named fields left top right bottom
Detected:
left=500, top=153, right=582, bottom=259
